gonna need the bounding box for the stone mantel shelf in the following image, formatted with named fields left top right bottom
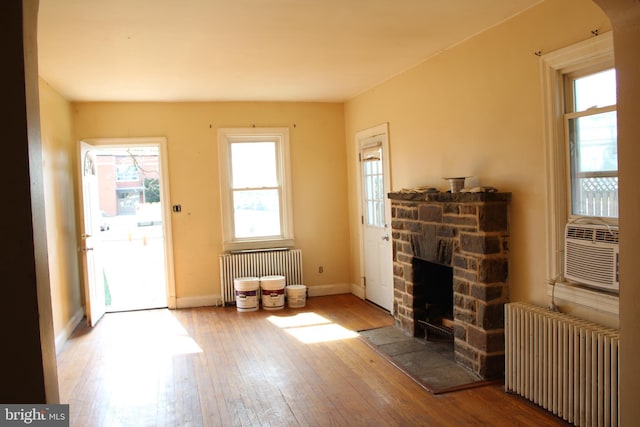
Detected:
left=388, top=190, right=512, bottom=203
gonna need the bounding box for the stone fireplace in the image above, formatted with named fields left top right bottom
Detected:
left=389, top=190, right=510, bottom=379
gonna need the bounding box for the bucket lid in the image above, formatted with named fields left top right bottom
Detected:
left=286, top=284, right=306, bottom=290
left=260, top=275, right=286, bottom=286
left=234, top=276, right=259, bottom=283
left=260, top=275, right=285, bottom=281
left=234, top=277, right=259, bottom=290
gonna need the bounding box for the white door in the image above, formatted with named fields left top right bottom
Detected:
left=359, top=124, right=393, bottom=311
left=79, top=142, right=106, bottom=326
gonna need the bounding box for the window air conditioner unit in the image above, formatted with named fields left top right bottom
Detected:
left=564, top=223, right=619, bottom=292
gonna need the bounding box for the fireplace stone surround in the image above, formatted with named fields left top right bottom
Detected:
left=389, top=190, right=510, bottom=379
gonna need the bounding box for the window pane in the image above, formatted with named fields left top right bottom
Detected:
left=569, top=111, right=618, bottom=173
left=569, top=111, right=618, bottom=218
left=231, top=142, right=277, bottom=188
left=116, top=164, right=139, bottom=181
left=571, top=177, right=618, bottom=218
left=233, top=189, right=281, bottom=238
left=574, top=69, right=616, bottom=112
left=362, top=146, right=385, bottom=227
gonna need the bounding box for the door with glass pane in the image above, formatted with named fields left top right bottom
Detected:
left=359, top=124, right=393, bottom=311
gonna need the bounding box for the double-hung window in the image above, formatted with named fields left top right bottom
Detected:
left=542, top=33, right=619, bottom=313
left=565, top=68, right=618, bottom=219
left=218, top=128, right=294, bottom=251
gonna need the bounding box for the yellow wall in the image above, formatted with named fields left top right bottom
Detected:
left=344, top=0, right=615, bottom=324
left=72, top=102, right=349, bottom=302
left=39, top=79, right=83, bottom=345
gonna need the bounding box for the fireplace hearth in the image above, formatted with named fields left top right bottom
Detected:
left=389, top=190, right=510, bottom=379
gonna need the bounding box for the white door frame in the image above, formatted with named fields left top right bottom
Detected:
left=356, top=123, right=393, bottom=311
left=79, top=137, right=177, bottom=309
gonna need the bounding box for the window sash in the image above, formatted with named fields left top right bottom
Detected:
left=231, top=187, right=282, bottom=239
left=564, top=92, right=618, bottom=220
left=230, top=141, right=279, bottom=189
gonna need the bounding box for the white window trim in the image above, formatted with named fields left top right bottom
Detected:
left=217, top=127, right=294, bottom=252
left=541, top=32, right=618, bottom=315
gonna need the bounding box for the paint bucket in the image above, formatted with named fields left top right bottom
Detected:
left=286, top=285, right=307, bottom=308
left=234, top=277, right=259, bottom=312
left=260, top=275, right=286, bottom=310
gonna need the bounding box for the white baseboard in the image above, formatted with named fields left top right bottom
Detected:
left=55, top=307, right=84, bottom=355
left=176, top=294, right=222, bottom=309
left=307, top=283, right=351, bottom=297
left=167, top=295, right=177, bottom=309
left=350, top=283, right=365, bottom=299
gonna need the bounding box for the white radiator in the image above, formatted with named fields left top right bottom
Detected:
left=505, top=302, right=619, bottom=427
left=219, top=249, right=303, bottom=304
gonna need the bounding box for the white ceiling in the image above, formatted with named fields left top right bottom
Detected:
left=37, top=0, right=541, bottom=102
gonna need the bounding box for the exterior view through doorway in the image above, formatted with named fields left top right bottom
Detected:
left=79, top=138, right=175, bottom=321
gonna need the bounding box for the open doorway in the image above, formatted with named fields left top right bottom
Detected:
left=79, top=138, right=175, bottom=320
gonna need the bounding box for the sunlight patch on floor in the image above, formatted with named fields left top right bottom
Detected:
left=93, top=310, right=204, bottom=406
left=154, top=311, right=203, bottom=356
left=267, top=312, right=359, bottom=343
left=267, top=312, right=331, bottom=328
left=104, top=310, right=203, bottom=359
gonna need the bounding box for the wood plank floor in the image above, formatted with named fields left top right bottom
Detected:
left=57, top=294, right=566, bottom=426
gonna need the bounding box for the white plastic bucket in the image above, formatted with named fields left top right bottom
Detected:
left=260, top=275, right=286, bottom=310
left=286, top=285, right=307, bottom=308
left=234, top=277, right=259, bottom=312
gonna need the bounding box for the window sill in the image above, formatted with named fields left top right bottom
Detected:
left=223, top=238, right=295, bottom=253
left=546, top=281, right=619, bottom=316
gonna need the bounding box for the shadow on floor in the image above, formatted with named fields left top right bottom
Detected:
left=359, top=326, right=499, bottom=394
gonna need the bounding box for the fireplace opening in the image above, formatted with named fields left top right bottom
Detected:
left=412, top=257, right=453, bottom=342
